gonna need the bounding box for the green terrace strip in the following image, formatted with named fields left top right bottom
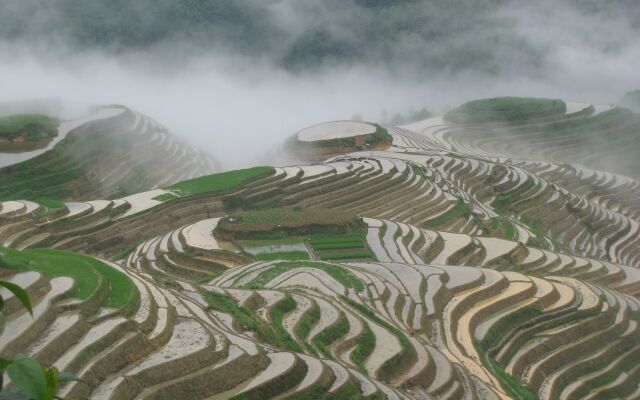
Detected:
left=344, top=297, right=416, bottom=378
left=478, top=349, right=538, bottom=400
left=308, top=231, right=373, bottom=260
left=269, top=295, right=305, bottom=353
left=0, top=247, right=137, bottom=309
left=286, top=380, right=383, bottom=400
left=244, top=261, right=365, bottom=292
left=295, top=301, right=321, bottom=356
left=157, top=166, right=274, bottom=199
left=491, top=176, right=536, bottom=214
left=318, top=251, right=373, bottom=261
left=312, top=312, right=350, bottom=358
left=350, top=321, right=375, bottom=373
left=422, top=198, right=471, bottom=229
left=200, top=288, right=301, bottom=352
left=445, top=97, right=567, bottom=124
left=310, top=241, right=366, bottom=250
left=111, top=240, right=144, bottom=261
left=255, top=251, right=310, bottom=261
left=216, top=207, right=365, bottom=240
left=0, top=113, right=58, bottom=141
left=309, top=232, right=367, bottom=250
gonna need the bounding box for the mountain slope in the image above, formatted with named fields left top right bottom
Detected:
left=0, top=106, right=218, bottom=207
left=2, top=97, right=640, bottom=399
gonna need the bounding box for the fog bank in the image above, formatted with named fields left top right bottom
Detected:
left=0, top=0, right=638, bottom=168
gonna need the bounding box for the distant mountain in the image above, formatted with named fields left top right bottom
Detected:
left=1, top=0, right=638, bottom=75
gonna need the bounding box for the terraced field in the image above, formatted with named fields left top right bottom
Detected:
left=2, top=96, right=640, bottom=399
left=0, top=106, right=218, bottom=206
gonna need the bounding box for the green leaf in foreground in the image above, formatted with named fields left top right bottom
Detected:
left=44, top=367, right=58, bottom=399
left=6, top=355, right=48, bottom=400
left=0, top=279, right=33, bottom=315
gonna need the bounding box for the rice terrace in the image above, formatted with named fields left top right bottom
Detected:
left=1, top=1, right=640, bottom=399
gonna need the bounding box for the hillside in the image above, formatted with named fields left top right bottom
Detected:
left=0, top=106, right=219, bottom=209
left=2, top=97, right=640, bottom=399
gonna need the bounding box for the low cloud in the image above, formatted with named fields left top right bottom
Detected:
left=0, top=0, right=638, bottom=168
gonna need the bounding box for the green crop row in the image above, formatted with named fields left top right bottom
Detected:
left=317, top=251, right=373, bottom=260
left=255, top=251, right=310, bottom=261
left=245, top=261, right=365, bottom=292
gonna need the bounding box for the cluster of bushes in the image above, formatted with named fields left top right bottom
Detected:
left=0, top=114, right=59, bottom=141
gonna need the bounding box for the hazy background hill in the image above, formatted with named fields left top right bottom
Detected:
left=1, top=0, right=639, bottom=75
left=0, top=0, right=639, bottom=168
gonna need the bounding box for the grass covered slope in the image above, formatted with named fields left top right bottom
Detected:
left=0, top=246, right=137, bottom=309
left=0, top=114, right=58, bottom=141
left=156, top=166, right=274, bottom=201
left=0, top=114, right=59, bottom=151
left=445, top=97, right=567, bottom=124
left=0, top=108, right=217, bottom=204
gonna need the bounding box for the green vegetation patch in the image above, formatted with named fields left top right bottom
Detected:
left=201, top=289, right=301, bottom=352
left=445, top=97, right=566, bottom=124
left=216, top=207, right=365, bottom=240
left=255, top=251, right=310, bottom=261
left=475, top=306, right=544, bottom=400
left=245, top=261, right=365, bottom=292
left=0, top=247, right=137, bottom=308
left=423, top=198, right=472, bottom=229
left=0, top=115, right=142, bottom=202
left=312, top=312, right=350, bottom=358
left=477, top=347, right=538, bottom=400
left=110, top=240, right=143, bottom=261
left=318, top=251, right=373, bottom=260
left=269, top=295, right=304, bottom=352
left=350, top=322, right=375, bottom=372
left=309, top=231, right=373, bottom=260
left=238, top=231, right=372, bottom=262
left=309, top=232, right=366, bottom=249
left=491, top=177, right=536, bottom=214
left=161, top=166, right=274, bottom=198
left=295, top=301, right=321, bottom=356
left=0, top=114, right=58, bottom=141
left=489, top=216, right=517, bottom=240
left=344, top=297, right=415, bottom=377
